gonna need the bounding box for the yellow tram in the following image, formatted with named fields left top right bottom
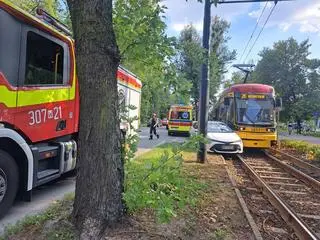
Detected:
left=215, top=84, right=282, bottom=148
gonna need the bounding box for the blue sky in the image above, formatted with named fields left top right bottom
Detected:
left=162, top=0, right=320, bottom=79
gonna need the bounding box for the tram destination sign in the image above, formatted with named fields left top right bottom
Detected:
left=240, top=94, right=266, bottom=99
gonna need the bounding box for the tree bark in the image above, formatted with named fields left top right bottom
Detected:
left=67, top=0, right=124, bottom=239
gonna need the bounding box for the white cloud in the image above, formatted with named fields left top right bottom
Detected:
left=248, top=0, right=320, bottom=35
left=172, top=21, right=203, bottom=32
left=279, top=22, right=292, bottom=32
left=300, top=23, right=319, bottom=33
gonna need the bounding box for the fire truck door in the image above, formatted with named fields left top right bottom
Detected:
left=16, top=26, right=73, bottom=143
left=0, top=8, right=19, bottom=124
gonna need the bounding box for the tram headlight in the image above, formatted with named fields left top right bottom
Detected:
left=267, top=128, right=275, bottom=132
left=239, top=127, right=246, bottom=131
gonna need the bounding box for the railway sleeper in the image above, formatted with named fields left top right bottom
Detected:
left=298, top=214, right=320, bottom=220
left=252, top=166, right=282, bottom=171
left=290, top=200, right=320, bottom=207
left=267, top=226, right=289, bottom=235
left=260, top=175, right=297, bottom=181
left=255, top=170, right=291, bottom=176
left=275, top=190, right=308, bottom=195
left=267, top=182, right=305, bottom=187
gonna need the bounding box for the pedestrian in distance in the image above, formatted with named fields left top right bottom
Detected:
left=288, top=123, right=293, bottom=135
left=149, top=113, right=160, bottom=140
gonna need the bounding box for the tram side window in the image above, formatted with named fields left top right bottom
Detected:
left=219, top=104, right=227, bottom=121
left=228, top=98, right=235, bottom=123
left=25, top=32, right=64, bottom=85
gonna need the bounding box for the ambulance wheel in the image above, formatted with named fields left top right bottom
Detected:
left=0, top=150, right=19, bottom=218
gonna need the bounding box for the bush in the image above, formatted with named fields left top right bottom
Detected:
left=124, top=137, right=206, bottom=222
left=281, top=140, right=320, bottom=161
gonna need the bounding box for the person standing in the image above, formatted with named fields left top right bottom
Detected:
left=149, top=113, right=159, bottom=140
left=288, top=123, right=293, bottom=135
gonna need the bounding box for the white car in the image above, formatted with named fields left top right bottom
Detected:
left=206, top=121, right=243, bottom=154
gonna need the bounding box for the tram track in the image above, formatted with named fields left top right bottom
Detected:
left=236, top=151, right=320, bottom=240
left=267, top=148, right=320, bottom=182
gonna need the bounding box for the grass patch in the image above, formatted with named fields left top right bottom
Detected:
left=1, top=193, right=74, bottom=240
left=281, top=139, right=320, bottom=161
left=210, top=228, right=229, bottom=240
left=124, top=142, right=207, bottom=222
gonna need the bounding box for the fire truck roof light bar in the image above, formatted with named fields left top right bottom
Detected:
left=36, top=8, right=72, bottom=36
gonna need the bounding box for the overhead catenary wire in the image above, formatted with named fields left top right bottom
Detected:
left=238, top=1, right=268, bottom=63
left=225, top=2, right=268, bottom=74
left=243, top=1, right=278, bottom=63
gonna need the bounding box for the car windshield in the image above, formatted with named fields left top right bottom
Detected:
left=208, top=122, right=233, bottom=133
left=236, top=98, right=274, bottom=125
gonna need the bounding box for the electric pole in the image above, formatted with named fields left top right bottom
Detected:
left=197, top=0, right=211, bottom=163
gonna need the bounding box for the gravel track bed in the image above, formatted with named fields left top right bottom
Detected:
left=229, top=159, right=297, bottom=240
left=241, top=151, right=320, bottom=237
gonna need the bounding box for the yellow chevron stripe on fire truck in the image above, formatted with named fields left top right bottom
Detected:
left=17, top=86, right=75, bottom=107
left=0, top=78, right=76, bottom=108
left=0, top=86, right=16, bottom=107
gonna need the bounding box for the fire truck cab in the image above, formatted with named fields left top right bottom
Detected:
left=0, top=0, right=141, bottom=217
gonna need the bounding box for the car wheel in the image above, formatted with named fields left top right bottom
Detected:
left=0, top=150, right=19, bottom=218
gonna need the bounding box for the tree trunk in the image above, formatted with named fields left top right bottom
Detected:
left=67, top=0, right=124, bottom=239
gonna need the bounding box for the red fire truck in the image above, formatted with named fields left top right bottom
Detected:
left=0, top=0, right=141, bottom=217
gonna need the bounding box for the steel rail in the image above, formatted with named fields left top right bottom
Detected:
left=237, top=154, right=319, bottom=240
left=268, top=148, right=320, bottom=177
left=264, top=151, right=320, bottom=193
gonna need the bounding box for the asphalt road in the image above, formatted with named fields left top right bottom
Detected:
left=279, top=132, right=320, bottom=145
left=0, top=126, right=188, bottom=234
left=136, top=126, right=187, bottom=156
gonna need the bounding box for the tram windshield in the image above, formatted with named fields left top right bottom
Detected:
left=236, top=98, right=274, bottom=125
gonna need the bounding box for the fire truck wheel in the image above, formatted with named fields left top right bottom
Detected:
left=0, top=150, right=19, bottom=218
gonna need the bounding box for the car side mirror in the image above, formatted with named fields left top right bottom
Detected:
left=224, top=98, right=230, bottom=106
